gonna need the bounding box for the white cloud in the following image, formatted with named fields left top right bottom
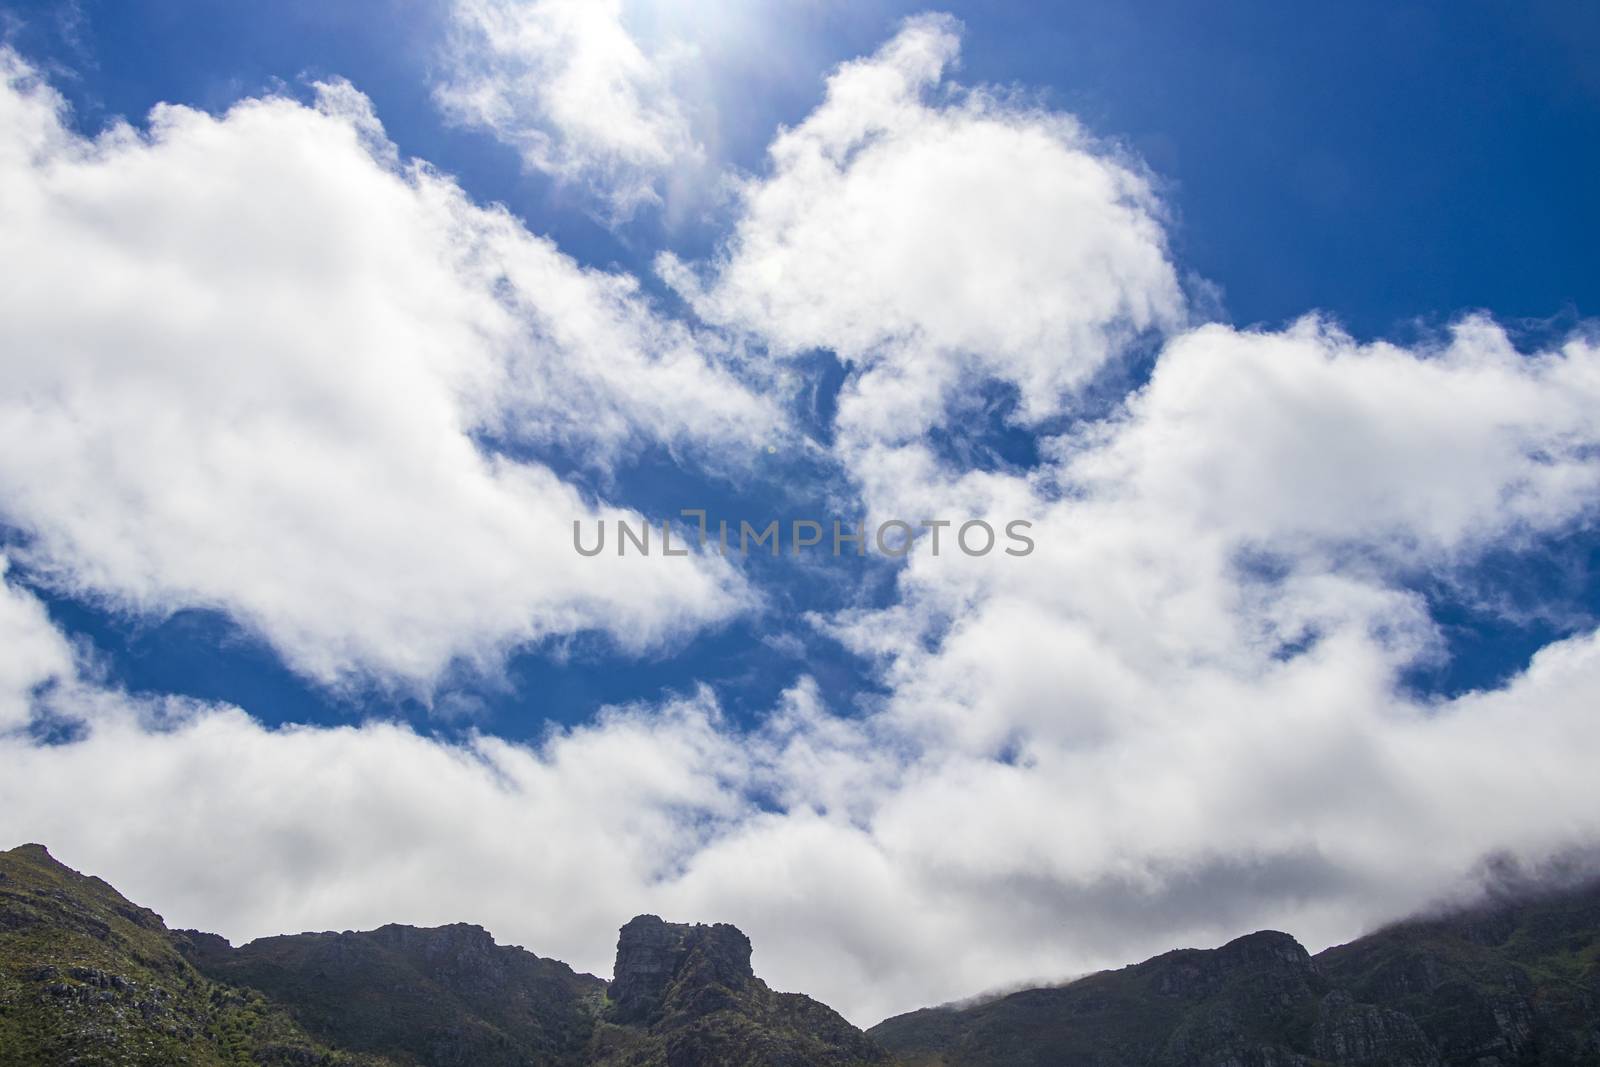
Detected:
left=1067, top=316, right=1600, bottom=558
left=663, top=14, right=1184, bottom=448
left=436, top=0, right=703, bottom=219
left=0, top=555, right=74, bottom=733
left=0, top=50, right=776, bottom=689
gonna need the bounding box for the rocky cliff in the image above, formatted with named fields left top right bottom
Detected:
left=589, top=913, right=889, bottom=1066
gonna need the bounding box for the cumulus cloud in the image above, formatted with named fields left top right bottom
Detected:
left=1068, top=317, right=1600, bottom=558
left=0, top=49, right=776, bottom=688
left=436, top=0, right=703, bottom=219
left=663, top=14, right=1184, bottom=449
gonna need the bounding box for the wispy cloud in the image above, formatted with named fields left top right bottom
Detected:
left=434, top=0, right=704, bottom=221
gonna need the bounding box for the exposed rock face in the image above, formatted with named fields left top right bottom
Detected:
left=593, top=914, right=889, bottom=1066
left=608, top=915, right=755, bottom=1025
left=1311, top=991, right=1439, bottom=1066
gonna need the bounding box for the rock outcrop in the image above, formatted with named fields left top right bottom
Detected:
left=593, top=913, right=889, bottom=1066
left=607, top=915, right=755, bottom=1025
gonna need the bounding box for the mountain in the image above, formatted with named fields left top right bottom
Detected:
left=0, top=843, right=887, bottom=1067
left=869, top=880, right=1600, bottom=1066
left=176, top=923, right=605, bottom=1066
left=0, top=842, right=384, bottom=1066
left=4, top=841, right=1599, bottom=1066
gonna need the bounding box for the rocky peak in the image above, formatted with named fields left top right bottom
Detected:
left=607, top=914, right=754, bottom=1024
left=1213, top=929, right=1316, bottom=970
left=368, top=921, right=497, bottom=958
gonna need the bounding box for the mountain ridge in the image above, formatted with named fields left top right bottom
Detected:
left=3, top=842, right=1598, bottom=1066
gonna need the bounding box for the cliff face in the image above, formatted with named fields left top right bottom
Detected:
left=592, top=914, right=890, bottom=1067
left=607, top=915, right=755, bottom=1026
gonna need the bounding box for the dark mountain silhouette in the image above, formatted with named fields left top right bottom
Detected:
left=871, top=880, right=1600, bottom=1066
left=3, top=841, right=1598, bottom=1066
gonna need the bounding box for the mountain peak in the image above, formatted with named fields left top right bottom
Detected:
left=1214, top=928, right=1313, bottom=966
left=608, top=914, right=755, bottom=1024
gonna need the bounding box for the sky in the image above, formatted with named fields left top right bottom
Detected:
left=1, top=0, right=1599, bottom=1027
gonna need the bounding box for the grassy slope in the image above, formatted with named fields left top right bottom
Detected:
left=0, top=842, right=390, bottom=1067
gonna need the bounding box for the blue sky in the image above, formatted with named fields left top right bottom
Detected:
left=2, top=0, right=1599, bottom=1025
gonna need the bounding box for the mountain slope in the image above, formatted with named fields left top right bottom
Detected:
left=1315, top=879, right=1600, bottom=1064
left=869, top=880, right=1600, bottom=1067
left=0, top=842, right=387, bottom=1067
left=179, top=922, right=606, bottom=1067
left=869, top=929, right=1416, bottom=1067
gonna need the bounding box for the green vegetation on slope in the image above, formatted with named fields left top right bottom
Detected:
left=0, top=843, right=388, bottom=1067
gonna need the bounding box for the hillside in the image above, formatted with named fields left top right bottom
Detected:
left=869, top=880, right=1600, bottom=1066
left=178, top=922, right=605, bottom=1066
left=0, top=843, right=387, bottom=1067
